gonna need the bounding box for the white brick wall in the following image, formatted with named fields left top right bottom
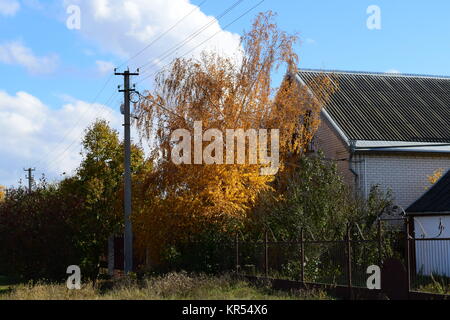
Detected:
left=315, top=119, right=450, bottom=209
left=359, top=153, right=450, bottom=208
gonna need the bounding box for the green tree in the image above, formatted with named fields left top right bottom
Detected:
left=0, top=120, right=151, bottom=281
left=251, top=153, right=352, bottom=240
left=250, top=153, right=393, bottom=240
left=63, top=119, right=147, bottom=279
left=246, top=153, right=393, bottom=282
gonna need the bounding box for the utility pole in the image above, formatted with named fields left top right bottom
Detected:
left=24, top=168, right=35, bottom=194
left=115, top=68, right=139, bottom=274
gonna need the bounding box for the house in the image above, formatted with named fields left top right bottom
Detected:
left=406, top=170, right=450, bottom=276
left=296, top=69, right=450, bottom=211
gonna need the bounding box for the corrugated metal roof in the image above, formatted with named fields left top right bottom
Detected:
left=407, top=169, right=450, bottom=215
left=298, top=69, right=450, bottom=143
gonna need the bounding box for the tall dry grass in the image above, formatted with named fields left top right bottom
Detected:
left=1, top=272, right=330, bottom=300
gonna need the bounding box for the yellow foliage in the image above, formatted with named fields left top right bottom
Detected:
left=0, top=185, right=5, bottom=202
left=133, top=12, right=333, bottom=265
left=427, top=168, right=444, bottom=186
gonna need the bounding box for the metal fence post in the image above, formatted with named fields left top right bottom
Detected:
left=346, top=223, right=353, bottom=300
left=264, top=230, right=269, bottom=278
left=235, top=233, right=239, bottom=274
left=405, top=217, right=411, bottom=297
left=300, top=228, right=305, bottom=286
left=377, top=219, right=383, bottom=266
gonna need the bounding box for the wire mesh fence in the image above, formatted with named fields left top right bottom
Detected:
left=121, top=218, right=450, bottom=298
left=236, top=236, right=381, bottom=288
left=233, top=221, right=380, bottom=290
left=233, top=220, right=450, bottom=296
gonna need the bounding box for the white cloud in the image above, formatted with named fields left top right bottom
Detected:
left=0, top=90, right=123, bottom=187
left=386, top=69, right=401, bottom=74
left=0, top=0, right=20, bottom=16
left=96, top=60, right=115, bottom=75
left=64, top=0, right=242, bottom=77
left=0, top=41, right=59, bottom=75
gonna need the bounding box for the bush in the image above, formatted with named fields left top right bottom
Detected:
left=0, top=120, right=144, bottom=282
left=153, top=225, right=236, bottom=274
left=0, top=183, right=83, bottom=281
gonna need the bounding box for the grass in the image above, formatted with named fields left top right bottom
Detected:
left=413, top=274, right=450, bottom=295
left=0, top=272, right=331, bottom=300
left=0, top=275, right=18, bottom=295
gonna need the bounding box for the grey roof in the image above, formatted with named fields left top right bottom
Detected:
left=407, top=169, right=450, bottom=215
left=297, top=69, right=450, bottom=143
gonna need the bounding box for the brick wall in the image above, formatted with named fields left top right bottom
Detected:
left=314, top=116, right=354, bottom=186
left=314, top=118, right=450, bottom=209
left=360, top=153, right=450, bottom=208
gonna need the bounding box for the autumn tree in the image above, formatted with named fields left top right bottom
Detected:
left=427, top=168, right=444, bottom=187
left=134, top=12, right=332, bottom=266
left=0, top=185, right=5, bottom=202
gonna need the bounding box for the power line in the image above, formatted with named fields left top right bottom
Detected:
left=43, top=91, right=120, bottom=172
left=33, top=0, right=215, bottom=174
left=136, top=92, right=189, bottom=123
left=45, top=94, right=125, bottom=175
left=137, top=0, right=245, bottom=78
left=33, top=0, right=257, bottom=176
left=137, top=0, right=265, bottom=85
left=137, top=0, right=244, bottom=71
left=33, top=75, right=115, bottom=169
left=42, top=91, right=120, bottom=172
left=133, top=0, right=265, bottom=131
left=117, top=0, right=209, bottom=70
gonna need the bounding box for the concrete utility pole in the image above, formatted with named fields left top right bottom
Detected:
left=115, top=68, right=139, bottom=274
left=24, top=168, right=35, bottom=194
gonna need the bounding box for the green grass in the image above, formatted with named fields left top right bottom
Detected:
left=0, top=272, right=331, bottom=300
left=413, top=274, right=450, bottom=295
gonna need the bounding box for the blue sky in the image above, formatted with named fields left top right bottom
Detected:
left=1, top=0, right=450, bottom=186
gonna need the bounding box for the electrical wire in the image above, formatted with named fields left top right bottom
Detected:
left=33, top=0, right=215, bottom=172
left=41, top=0, right=249, bottom=171
left=137, top=0, right=264, bottom=85
left=136, top=0, right=245, bottom=79
left=42, top=91, right=120, bottom=172
left=33, top=0, right=263, bottom=176
left=117, top=0, right=209, bottom=70
left=33, top=75, right=114, bottom=169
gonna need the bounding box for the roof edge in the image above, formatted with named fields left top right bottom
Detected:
left=297, top=68, right=450, bottom=80
left=354, top=147, right=450, bottom=154
left=407, top=212, right=450, bottom=216
left=294, top=73, right=351, bottom=147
